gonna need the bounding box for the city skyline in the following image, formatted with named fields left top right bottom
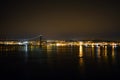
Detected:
left=0, top=0, right=120, bottom=40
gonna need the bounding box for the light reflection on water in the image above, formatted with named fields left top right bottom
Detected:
left=0, top=45, right=119, bottom=63
left=0, top=45, right=120, bottom=79
left=0, top=45, right=119, bottom=64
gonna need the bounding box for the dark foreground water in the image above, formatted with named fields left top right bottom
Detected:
left=0, top=45, right=120, bottom=80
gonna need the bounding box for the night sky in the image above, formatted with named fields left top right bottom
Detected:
left=0, top=0, right=120, bottom=40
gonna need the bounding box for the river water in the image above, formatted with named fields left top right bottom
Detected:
left=0, top=45, right=120, bottom=80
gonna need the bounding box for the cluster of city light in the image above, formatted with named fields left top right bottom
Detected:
left=0, top=41, right=19, bottom=45
left=0, top=40, right=120, bottom=47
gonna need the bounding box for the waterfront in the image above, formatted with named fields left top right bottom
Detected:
left=0, top=45, right=120, bottom=80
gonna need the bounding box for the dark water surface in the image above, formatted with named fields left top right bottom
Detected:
left=0, top=45, right=120, bottom=80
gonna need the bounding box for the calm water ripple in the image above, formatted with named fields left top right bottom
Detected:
left=0, top=45, right=120, bottom=80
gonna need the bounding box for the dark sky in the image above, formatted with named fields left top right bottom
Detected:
left=0, top=0, right=120, bottom=40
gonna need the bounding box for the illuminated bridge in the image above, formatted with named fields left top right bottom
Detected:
left=18, top=35, right=43, bottom=45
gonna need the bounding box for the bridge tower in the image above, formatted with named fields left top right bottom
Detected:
left=39, top=35, right=43, bottom=46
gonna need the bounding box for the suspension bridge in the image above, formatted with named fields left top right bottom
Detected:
left=18, top=35, right=44, bottom=46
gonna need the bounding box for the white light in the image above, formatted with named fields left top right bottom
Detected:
left=18, top=42, right=23, bottom=45
left=23, top=41, right=28, bottom=44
